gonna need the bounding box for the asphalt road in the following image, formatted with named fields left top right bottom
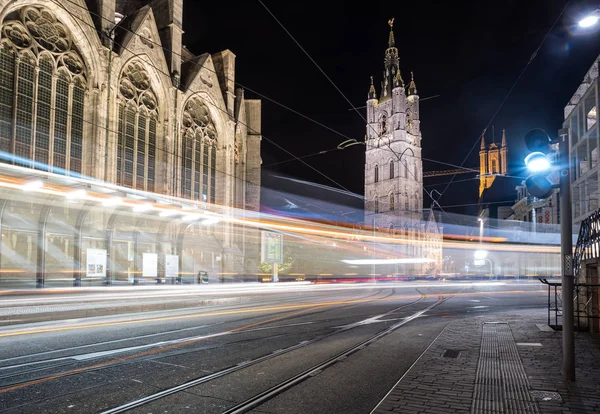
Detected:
left=0, top=281, right=547, bottom=414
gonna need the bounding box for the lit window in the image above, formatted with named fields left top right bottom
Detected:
left=588, top=106, right=597, bottom=130
left=181, top=97, right=218, bottom=202
left=0, top=6, right=87, bottom=174
left=116, top=62, right=158, bottom=191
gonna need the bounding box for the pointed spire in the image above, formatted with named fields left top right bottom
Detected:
left=368, top=75, right=377, bottom=100
left=480, top=129, right=486, bottom=150
left=393, top=68, right=404, bottom=88
left=501, top=128, right=507, bottom=147
left=388, top=18, right=395, bottom=47
left=408, top=71, right=418, bottom=96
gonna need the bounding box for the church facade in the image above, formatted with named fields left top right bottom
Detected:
left=363, top=20, right=442, bottom=275
left=0, top=0, right=262, bottom=283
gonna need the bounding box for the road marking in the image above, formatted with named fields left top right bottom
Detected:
left=516, top=342, right=543, bottom=347
left=0, top=295, right=424, bottom=338
left=0, top=306, right=319, bottom=394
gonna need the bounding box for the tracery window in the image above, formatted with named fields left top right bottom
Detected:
left=116, top=62, right=158, bottom=191
left=389, top=192, right=395, bottom=211
left=381, top=114, right=387, bottom=134
left=181, top=97, right=218, bottom=202
left=0, top=6, right=86, bottom=173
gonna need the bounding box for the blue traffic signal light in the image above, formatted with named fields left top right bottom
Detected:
left=523, top=129, right=555, bottom=199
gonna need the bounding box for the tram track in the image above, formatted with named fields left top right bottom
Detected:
left=0, top=288, right=400, bottom=389
left=99, top=291, right=449, bottom=414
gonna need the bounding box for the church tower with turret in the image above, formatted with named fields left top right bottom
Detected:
left=479, top=129, right=508, bottom=197
left=364, top=18, right=423, bottom=231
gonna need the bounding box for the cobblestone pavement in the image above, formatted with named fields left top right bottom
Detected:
left=372, top=310, right=600, bottom=414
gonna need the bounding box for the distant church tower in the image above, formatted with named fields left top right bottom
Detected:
left=479, top=128, right=508, bottom=197
left=364, top=18, right=423, bottom=230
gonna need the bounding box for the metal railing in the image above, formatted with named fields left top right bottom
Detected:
left=539, top=278, right=600, bottom=332
left=574, top=208, right=600, bottom=278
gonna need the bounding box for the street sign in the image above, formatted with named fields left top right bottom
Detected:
left=564, top=254, right=573, bottom=277
left=474, top=259, right=485, bottom=266
left=261, top=231, right=283, bottom=264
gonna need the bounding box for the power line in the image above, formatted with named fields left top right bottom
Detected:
left=440, top=199, right=517, bottom=209
left=50, top=0, right=352, bottom=193
left=258, top=0, right=445, bottom=213
left=61, top=0, right=479, bottom=200
left=437, top=0, right=573, bottom=201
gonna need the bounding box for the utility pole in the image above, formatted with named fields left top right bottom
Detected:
left=558, top=127, right=575, bottom=381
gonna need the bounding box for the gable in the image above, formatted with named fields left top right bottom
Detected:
left=114, top=6, right=165, bottom=66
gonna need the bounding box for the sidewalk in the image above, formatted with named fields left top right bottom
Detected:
left=372, top=310, right=600, bottom=414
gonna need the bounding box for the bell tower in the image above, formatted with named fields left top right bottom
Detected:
left=364, top=19, right=423, bottom=229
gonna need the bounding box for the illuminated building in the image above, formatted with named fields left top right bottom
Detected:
left=363, top=19, right=442, bottom=275
left=0, top=0, right=261, bottom=286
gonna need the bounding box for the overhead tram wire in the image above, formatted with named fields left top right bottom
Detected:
left=437, top=0, right=573, bottom=201
left=50, top=0, right=352, bottom=193
left=257, top=0, right=445, bottom=213
left=59, top=0, right=351, bottom=144
left=59, top=0, right=479, bottom=190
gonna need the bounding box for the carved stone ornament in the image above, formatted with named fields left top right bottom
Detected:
left=182, top=97, right=217, bottom=143
left=1, top=6, right=86, bottom=81
left=118, top=62, right=157, bottom=111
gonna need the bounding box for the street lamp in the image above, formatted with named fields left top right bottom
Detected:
left=579, top=10, right=600, bottom=28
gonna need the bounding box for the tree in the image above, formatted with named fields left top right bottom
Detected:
left=258, top=246, right=295, bottom=274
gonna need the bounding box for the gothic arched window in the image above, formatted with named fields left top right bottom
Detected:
left=116, top=62, right=158, bottom=191
left=374, top=198, right=379, bottom=213
left=181, top=97, right=218, bottom=202
left=491, top=159, right=498, bottom=174
left=374, top=164, right=379, bottom=183
left=381, top=114, right=387, bottom=134
left=414, top=163, right=418, bottom=181
left=0, top=6, right=87, bottom=173
left=404, top=193, right=409, bottom=211
left=389, top=160, right=394, bottom=179
left=389, top=192, right=395, bottom=211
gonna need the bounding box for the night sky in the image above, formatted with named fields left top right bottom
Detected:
left=183, top=0, right=600, bottom=217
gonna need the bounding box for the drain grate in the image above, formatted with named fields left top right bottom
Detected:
left=441, top=349, right=461, bottom=358
left=530, top=390, right=563, bottom=402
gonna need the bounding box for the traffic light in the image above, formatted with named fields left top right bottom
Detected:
left=523, top=128, right=555, bottom=199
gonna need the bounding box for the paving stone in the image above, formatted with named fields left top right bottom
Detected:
left=372, top=310, right=600, bottom=414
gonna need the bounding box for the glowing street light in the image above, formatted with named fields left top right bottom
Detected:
left=579, top=12, right=600, bottom=28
